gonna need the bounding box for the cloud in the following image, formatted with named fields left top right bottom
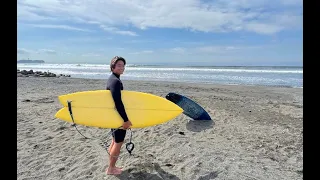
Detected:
left=124, top=39, right=154, bottom=44
left=29, top=24, right=93, bottom=32
left=17, top=4, right=57, bottom=22
left=81, top=53, right=101, bottom=57
left=196, top=46, right=239, bottom=53
left=17, top=0, right=302, bottom=35
left=129, top=50, right=153, bottom=55
left=50, top=37, right=112, bottom=45
left=167, top=47, right=186, bottom=54
left=17, top=48, right=57, bottom=55
left=280, top=0, right=302, bottom=6
left=167, top=45, right=262, bottom=54
left=100, top=25, right=137, bottom=36
left=17, top=48, right=32, bottom=54
left=38, top=49, right=57, bottom=54
left=245, top=23, right=284, bottom=35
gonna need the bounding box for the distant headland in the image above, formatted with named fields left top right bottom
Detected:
left=17, top=60, right=45, bottom=63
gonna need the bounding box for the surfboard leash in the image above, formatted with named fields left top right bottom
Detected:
left=67, top=100, right=92, bottom=140
left=67, top=100, right=135, bottom=157
left=102, top=128, right=135, bottom=157
left=125, top=128, right=135, bottom=155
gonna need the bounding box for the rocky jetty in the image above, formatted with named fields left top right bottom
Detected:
left=17, top=69, right=71, bottom=78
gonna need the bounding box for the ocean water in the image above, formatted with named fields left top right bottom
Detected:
left=17, top=63, right=303, bottom=88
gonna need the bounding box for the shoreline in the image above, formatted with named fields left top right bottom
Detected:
left=18, top=72, right=303, bottom=89
left=17, top=68, right=303, bottom=89
left=17, top=76, right=303, bottom=180
left=17, top=62, right=303, bottom=68
left=74, top=76, right=303, bottom=89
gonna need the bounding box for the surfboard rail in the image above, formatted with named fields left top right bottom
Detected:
left=55, top=90, right=183, bottom=128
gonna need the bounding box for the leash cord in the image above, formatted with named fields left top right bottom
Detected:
left=67, top=100, right=134, bottom=158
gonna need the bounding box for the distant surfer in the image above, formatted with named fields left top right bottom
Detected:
left=106, top=56, right=132, bottom=175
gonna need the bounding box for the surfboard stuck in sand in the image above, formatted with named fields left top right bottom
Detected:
left=165, top=92, right=212, bottom=120
left=54, top=90, right=183, bottom=129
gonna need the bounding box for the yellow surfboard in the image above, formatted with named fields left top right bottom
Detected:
left=54, top=90, right=183, bottom=128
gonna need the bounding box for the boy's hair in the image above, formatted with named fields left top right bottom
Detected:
left=110, top=56, right=126, bottom=71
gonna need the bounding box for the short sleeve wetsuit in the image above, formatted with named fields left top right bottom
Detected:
left=106, top=72, right=128, bottom=143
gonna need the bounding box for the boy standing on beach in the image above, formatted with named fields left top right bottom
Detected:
left=106, top=56, right=132, bottom=175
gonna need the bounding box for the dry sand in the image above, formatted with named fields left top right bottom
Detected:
left=17, top=77, right=303, bottom=180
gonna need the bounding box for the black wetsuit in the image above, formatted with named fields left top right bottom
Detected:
left=106, top=72, right=128, bottom=143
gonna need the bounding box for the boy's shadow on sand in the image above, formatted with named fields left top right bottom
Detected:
left=186, top=119, right=215, bottom=132
left=114, top=163, right=180, bottom=180
left=114, top=162, right=221, bottom=180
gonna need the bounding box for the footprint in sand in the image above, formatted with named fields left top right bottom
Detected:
left=34, top=97, right=54, bottom=103
left=22, top=98, right=54, bottom=103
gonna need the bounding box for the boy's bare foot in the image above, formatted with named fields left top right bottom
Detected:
left=106, top=167, right=123, bottom=175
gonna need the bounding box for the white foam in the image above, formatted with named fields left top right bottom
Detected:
left=16, top=63, right=303, bottom=87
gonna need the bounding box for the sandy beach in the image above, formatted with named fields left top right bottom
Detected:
left=17, top=76, right=303, bottom=180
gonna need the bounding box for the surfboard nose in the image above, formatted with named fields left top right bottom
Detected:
left=165, top=92, right=181, bottom=103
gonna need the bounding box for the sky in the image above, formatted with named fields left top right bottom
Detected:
left=17, top=0, right=303, bottom=66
